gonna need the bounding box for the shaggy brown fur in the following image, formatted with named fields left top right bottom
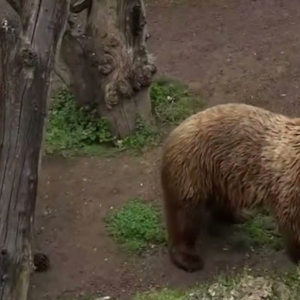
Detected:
left=161, top=103, right=300, bottom=273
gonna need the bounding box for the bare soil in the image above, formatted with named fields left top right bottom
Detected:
left=29, top=0, right=300, bottom=299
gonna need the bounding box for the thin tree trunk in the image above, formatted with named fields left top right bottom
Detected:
left=0, top=1, right=69, bottom=299
left=61, top=0, right=157, bottom=138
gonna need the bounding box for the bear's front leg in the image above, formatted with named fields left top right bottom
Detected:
left=284, top=235, right=300, bottom=265
left=277, top=208, right=300, bottom=265
left=164, top=200, right=206, bottom=272
left=169, top=245, right=203, bottom=273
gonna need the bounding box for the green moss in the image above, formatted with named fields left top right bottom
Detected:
left=105, top=198, right=167, bottom=253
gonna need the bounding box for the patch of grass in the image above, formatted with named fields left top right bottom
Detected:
left=134, top=288, right=186, bottom=300
left=151, top=77, right=204, bottom=125
left=116, top=118, right=160, bottom=152
left=105, top=198, right=166, bottom=253
left=45, top=78, right=204, bottom=156
left=229, top=210, right=282, bottom=251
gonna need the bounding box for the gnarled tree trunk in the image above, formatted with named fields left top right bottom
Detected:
left=0, top=1, right=69, bottom=299
left=61, top=0, right=157, bottom=138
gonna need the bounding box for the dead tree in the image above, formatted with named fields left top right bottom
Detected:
left=61, top=0, right=157, bottom=138
left=0, top=0, right=69, bottom=299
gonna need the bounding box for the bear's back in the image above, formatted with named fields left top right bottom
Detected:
left=163, top=103, right=287, bottom=165
left=161, top=103, right=297, bottom=207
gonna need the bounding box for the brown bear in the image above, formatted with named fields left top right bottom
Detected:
left=161, top=102, right=300, bottom=273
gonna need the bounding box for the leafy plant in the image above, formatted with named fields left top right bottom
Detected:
left=45, top=78, right=205, bottom=155
left=105, top=198, right=166, bottom=252
left=119, top=118, right=159, bottom=151
left=45, top=87, right=113, bottom=154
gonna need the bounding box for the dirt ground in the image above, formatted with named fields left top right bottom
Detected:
left=29, top=0, right=300, bottom=299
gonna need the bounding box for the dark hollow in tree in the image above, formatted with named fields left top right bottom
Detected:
left=0, top=0, right=69, bottom=299
left=61, top=0, right=157, bottom=138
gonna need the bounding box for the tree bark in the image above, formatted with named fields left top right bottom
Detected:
left=0, top=0, right=69, bottom=299
left=61, top=0, right=157, bottom=138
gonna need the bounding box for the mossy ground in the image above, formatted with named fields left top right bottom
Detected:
left=60, top=267, right=300, bottom=300
left=133, top=267, right=300, bottom=300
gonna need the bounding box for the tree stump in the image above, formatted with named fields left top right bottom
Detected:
left=0, top=1, right=69, bottom=299
left=61, top=0, right=157, bottom=138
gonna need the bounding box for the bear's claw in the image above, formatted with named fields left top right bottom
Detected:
left=169, top=247, right=204, bottom=273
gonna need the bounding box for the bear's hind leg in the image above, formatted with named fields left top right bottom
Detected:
left=275, top=208, right=300, bottom=265
left=210, top=196, right=248, bottom=225
left=164, top=198, right=207, bottom=273
left=212, top=206, right=248, bottom=225
left=284, top=235, right=300, bottom=264
left=279, top=224, right=300, bottom=264
left=207, top=200, right=249, bottom=237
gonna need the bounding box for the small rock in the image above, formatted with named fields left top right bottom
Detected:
left=112, top=188, right=119, bottom=194
left=95, top=296, right=111, bottom=300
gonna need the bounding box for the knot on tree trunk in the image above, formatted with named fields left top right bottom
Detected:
left=99, top=53, right=115, bottom=75
left=0, top=249, right=9, bottom=285
left=0, top=17, right=20, bottom=43
left=20, top=47, right=37, bottom=68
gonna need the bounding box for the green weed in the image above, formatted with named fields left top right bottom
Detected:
left=151, top=77, right=204, bottom=125
left=45, top=78, right=204, bottom=156
left=116, top=118, right=160, bottom=152
left=45, top=87, right=113, bottom=155
left=105, top=198, right=166, bottom=253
